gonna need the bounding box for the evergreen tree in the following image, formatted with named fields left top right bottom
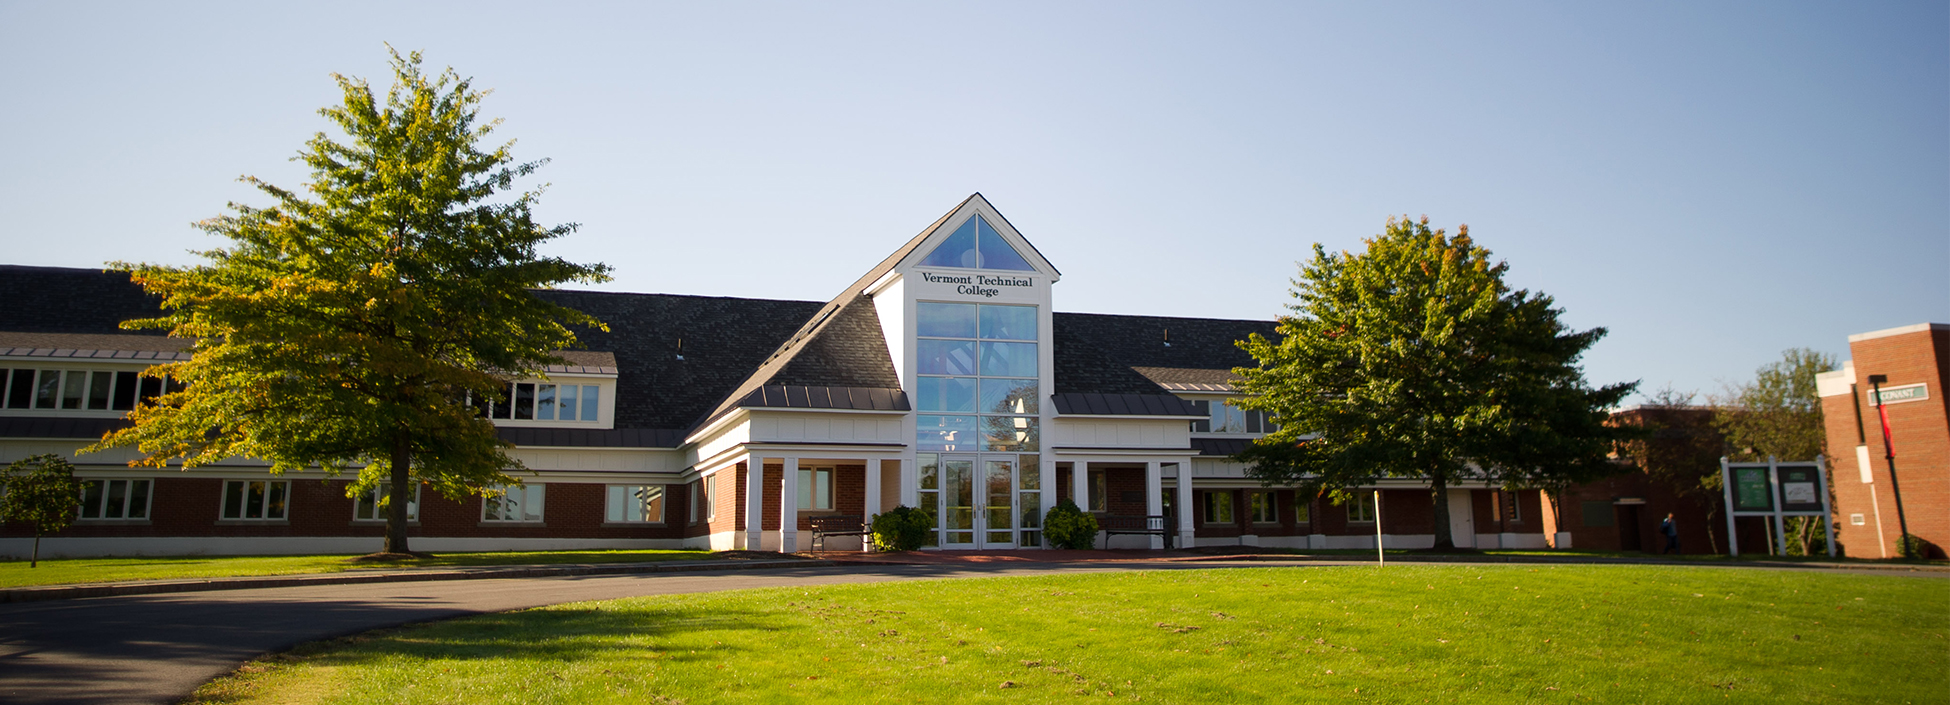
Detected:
left=1233, top=216, right=1635, bottom=549
left=85, top=49, right=610, bottom=556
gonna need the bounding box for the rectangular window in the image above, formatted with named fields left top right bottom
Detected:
left=85, top=371, right=112, bottom=410
left=607, top=485, right=666, bottom=523
left=3, top=369, right=29, bottom=408
left=918, top=454, right=939, bottom=547
left=35, top=369, right=60, bottom=409
left=77, top=479, right=152, bottom=519
left=1491, top=491, right=1522, bottom=523
left=581, top=385, right=600, bottom=421
left=513, top=383, right=536, bottom=420
left=1580, top=501, right=1614, bottom=527
left=917, top=414, right=978, bottom=452
left=138, top=375, right=165, bottom=406
left=1347, top=492, right=1377, bottom=523
left=1248, top=491, right=1278, bottom=524
left=536, top=384, right=556, bottom=420
left=221, top=480, right=290, bottom=520
left=483, top=484, right=545, bottom=522
left=1294, top=496, right=1311, bottom=524
left=797, top=468, right=833, bottom=510
left=1210, top=401, right=1245, bottom=433
left=1019, top=454, right=1041, bottom=548
left=704, top=475, right=717, bottom=522
left=112, top=371, right=139, bottom=410
left=557, top=384, right=578, bottom=421
left=60, top=370, right=86, bottom=409
left=981, top=415, right=1039, bottom=452
left=1202, top=490, right=1235, bottom=525
left=353, top=484, right=421, bottom=522
left=1190, top=400, right=1211, bottom=433
left=1088, top=469, right=1108, bottom=512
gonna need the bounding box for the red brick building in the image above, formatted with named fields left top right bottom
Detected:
left=1816, top=323, right=1949, bottom=559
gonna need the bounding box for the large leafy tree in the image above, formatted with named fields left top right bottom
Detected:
left=1233, top=216, right=1635, bottom=549
left=1, top=455, right=83, bottom=568
left=85, top=49, right=610, bottom=555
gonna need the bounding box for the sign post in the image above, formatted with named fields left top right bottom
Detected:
left=1373, top=490, right=1384, bottom=566
left=1721, top=456, right=1834, bottom=558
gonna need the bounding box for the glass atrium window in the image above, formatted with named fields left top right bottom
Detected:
left=916, top=215, right=1036, bottom=271
left=915, top=303, right=1039, bottom=452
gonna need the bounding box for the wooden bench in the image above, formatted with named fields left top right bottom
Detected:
left=1098, top=514, right=1173, bottom=549
left=807, top=514, right=870, bottom=552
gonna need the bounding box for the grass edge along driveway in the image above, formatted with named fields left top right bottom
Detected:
left=0, top=549, right=719, bottom=588
left=190, top=565, right=1946, bottom=704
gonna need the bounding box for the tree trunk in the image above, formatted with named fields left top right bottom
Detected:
left=1430, top=474, right=1454, bottom=550
left=31, top=527, right=40, bottom=568
left=386, top=434, right=412, bottom=555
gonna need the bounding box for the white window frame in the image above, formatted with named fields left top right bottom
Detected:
left=482, top=484, right=546, bottom=523
left=606, top=484, right=667, bottom=524
left=76, top=478, right=153, bottom=520
left=704, top=474, right=717, bottom=522
left=1247, top=490, right=1278, bottom=525
left=797, top=467, right=834, bottom=511
left=690, top=480, right=702, bottom=525
left=220, top=480, right=291, bottom=521
left=353, top=483, right=421, bottom=522
left=1202, top=490, right=1235, bottom=525
left=1347, top=492, right=1377, bottom=524
left=1087, top=469, right=1108, bottom=513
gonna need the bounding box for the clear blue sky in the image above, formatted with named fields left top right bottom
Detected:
left=2, top=1, right=1944, bottom=402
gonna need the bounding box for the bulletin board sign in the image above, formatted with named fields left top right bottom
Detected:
left=1720, top=457, right=1835, bottom=558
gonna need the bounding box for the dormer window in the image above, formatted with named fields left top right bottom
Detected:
left=916, top=215, right=1035, bottom=271
left=477, top=381, right=604, bottom=423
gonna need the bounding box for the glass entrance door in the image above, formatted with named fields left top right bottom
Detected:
left=937, top=455, right=1016, bottom=549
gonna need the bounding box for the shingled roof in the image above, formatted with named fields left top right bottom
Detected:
left=1, top=255, right=1283, bottom=440
left=1051, top=311, right=1278, bottom=395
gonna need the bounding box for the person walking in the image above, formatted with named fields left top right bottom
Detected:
left=1660, top=512, right=1680, bottom=554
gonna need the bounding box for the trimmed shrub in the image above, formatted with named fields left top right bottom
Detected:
left=870, top=506, right=931, bottom=552
left=1043, top=499, right=1100, bottom=550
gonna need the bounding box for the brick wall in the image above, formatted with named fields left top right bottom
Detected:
left=1829, top=327, right=1950, bottom=558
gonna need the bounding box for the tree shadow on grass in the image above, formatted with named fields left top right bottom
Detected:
left=188, top=604, right=782, bottom=703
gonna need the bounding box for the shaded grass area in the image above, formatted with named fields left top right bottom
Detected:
left=191, top=566, right=1946, bottom=704
left=1196, top=545, right=1949, bottom=566
left=0, top=550, right=717, bottom=588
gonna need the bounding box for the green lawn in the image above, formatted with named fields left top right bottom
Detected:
left=190, top=565, right=1946, bottom=704
left=0, top=549, right=719, bottom=588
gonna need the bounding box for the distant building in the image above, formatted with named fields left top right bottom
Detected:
left=1, top=195, right=1548, bottom=558
left=1817, top=323, right=1950, bottom=559
left=1545, top=405, right=1753, bottom=555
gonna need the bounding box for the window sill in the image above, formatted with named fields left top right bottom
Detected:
left=601, top=521, right=669, bottom=527
left=217, top=519, right=291, bottom=524
left=478, top=521, right=546, bottom=527
left=352, top=520, right=421, bottom=526
left=74, top=519, right=152, bottom=525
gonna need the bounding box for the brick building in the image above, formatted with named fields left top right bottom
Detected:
left=1816, top=323, right=1949, bottom=559
left=2, top=195, right=1552, bottom=558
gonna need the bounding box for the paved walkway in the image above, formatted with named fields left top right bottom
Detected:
left=1, top=553, right=1939, bottom=704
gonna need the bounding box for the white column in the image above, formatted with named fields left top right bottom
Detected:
left=866, top=458, right=884, bottom=517
left=1175, top=462, right=1195, bottom=549
left=863, top=458, right=885, bottom=552
left=779, top=456, right=799, bottom=553
left=1145, top=460, right=1164, bottom=549
left=744, top=456, right=765, bottom=551
left=901, top=457, right=919, bottom=508
left=1040, top=453, right=1057, bottom=549
left=1071, top=462, right=1089, bottom=510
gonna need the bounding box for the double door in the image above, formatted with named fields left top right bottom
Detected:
left=938, top=455, right=1019, bottom=549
